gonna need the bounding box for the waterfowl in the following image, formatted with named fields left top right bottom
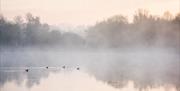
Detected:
left=77, top=67, right=80, bottom=70
left=25, top=69, right=29, bottom=72
left=62, top=66, right=65, bottom=69
left=46, top=66, right=48, bottom=69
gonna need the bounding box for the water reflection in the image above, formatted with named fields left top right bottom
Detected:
left=0, top=67, right=50, bottom=88
left=0, top=49, right=180, bottom=91
left=0, top=70, right=178, bottom=91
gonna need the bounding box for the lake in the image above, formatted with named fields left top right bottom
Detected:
left=0, top=48, right=179, bottom=91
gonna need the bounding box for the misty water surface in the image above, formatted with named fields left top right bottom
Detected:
left=0, top=47, right=179, bottom=91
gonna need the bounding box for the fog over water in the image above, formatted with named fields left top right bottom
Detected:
left=0, top=47, right=179, bottom=91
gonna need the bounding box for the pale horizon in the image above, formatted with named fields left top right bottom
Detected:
left=1, top=0, right=180, bottom=26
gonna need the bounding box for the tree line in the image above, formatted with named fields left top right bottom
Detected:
left=0, top=10, right=180, bottom=50
left=86, top=10, right=180, bottom=49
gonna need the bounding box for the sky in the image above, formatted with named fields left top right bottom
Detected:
left=1, top=0, right=180, bottom=26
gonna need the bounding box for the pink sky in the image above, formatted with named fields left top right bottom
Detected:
left=1, top=0, right=179, bottom=25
